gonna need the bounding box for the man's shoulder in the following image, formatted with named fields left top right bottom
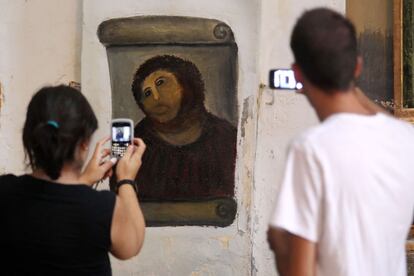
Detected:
left=293, top=112, right=414, bottom=154
left=289, top=114, right=362, bottom=153
left=380, top=113, right=414, bottom=134
left=292, top=123, right=328, bottom=149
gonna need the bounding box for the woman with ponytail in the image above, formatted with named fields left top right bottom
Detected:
left=0, top=85, right=146, bottom=275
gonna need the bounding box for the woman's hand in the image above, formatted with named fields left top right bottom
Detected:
left=80, top=137, right=117, bottom=186
left=110, top=138, right=146, bottom=260
left=116, top=138, right=146, bottom=181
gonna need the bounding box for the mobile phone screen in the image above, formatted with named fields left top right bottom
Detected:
left=112, top=125, right=131, bottom=142
left=111, top=122, right=132, bottom=158
left=269, top=69, right=303, bottom=90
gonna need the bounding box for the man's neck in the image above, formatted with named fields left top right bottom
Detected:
left=308, top=86, right=376, bottom=121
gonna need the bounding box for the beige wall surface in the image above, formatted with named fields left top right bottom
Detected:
left=0, top=0, right=82, bottom=174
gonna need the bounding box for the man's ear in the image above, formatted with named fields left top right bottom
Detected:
left=292, top=63, right=304, bottom=84
left=354, top=56, right=363, bottom=79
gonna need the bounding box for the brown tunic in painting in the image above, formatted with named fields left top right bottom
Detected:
left=134, top=113, right=236, bottom=201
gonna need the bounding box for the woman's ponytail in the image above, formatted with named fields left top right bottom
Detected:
left=23, top=85, right=98, bottom=180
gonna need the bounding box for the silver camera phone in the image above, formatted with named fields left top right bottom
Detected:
left=111, top=118, right=134, bottom=159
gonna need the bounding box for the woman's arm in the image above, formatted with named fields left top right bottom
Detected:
left=110, top=138, right=146, bottom=260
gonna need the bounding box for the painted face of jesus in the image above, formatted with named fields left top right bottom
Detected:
left=141, top=70, right=183, bottom=123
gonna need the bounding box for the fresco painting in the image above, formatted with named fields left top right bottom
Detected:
left=99, top=16, right=238, bottom=226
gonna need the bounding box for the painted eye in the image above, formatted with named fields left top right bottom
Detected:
left=144, top=89, right=152, bottom=98
left=155, top=78, right=165, bottom=86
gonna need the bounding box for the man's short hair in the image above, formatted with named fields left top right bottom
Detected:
left=290, top=8, right=358, bottom=91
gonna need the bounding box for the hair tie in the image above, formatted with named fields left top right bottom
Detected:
left=47, top=120, right=59, bottom=129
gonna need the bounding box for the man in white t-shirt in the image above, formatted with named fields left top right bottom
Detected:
left=267, top=7, right=414, bottom=276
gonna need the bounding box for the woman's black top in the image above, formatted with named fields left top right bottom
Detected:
left=0, top=174, right=116, bottom=275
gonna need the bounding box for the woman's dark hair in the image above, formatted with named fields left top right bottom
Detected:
left=23, top=85, right=98, bottom=180
left=290, top=8, right=358, bottom=91
left=131, top=55, right=206, bottom=116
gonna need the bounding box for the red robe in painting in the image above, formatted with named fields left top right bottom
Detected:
left=134, top=112, right=236, bottom=201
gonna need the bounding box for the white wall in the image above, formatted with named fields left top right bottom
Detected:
left=0, top=0, right=82, bottom=174
left=82, top=0, right=260, bottom=275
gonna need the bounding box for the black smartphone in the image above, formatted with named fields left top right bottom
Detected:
left=269, top=69, right=303, bottom=90
left=111, top=118, right=134, bottom=159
